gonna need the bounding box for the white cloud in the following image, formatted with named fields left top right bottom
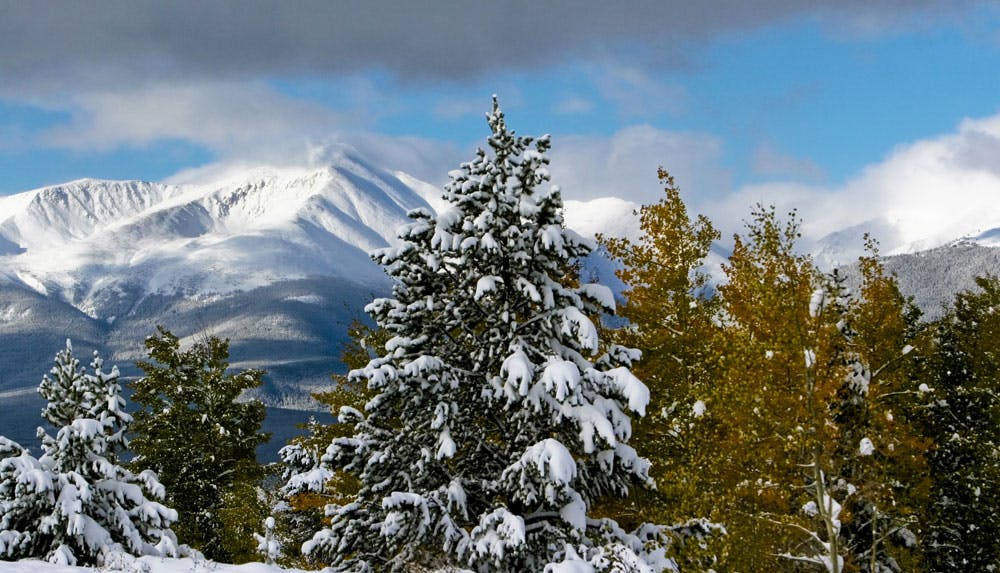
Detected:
left=21, top=76, right=471, bottom=191
left=433, top=88, right=524, bottom=121
left=433, top=97, right=491, bottom=121
left=0, top=125, right=31, bottom=152
left=547, top=111, right=1000, bottom=264
left=593, top=64, right=687, bottom=118
left=340, top=133, right=465, bottom=187
left=37, top=81, right=357, bottom=159
left=715, top=111, right=1000, bottom=261
left=164, top=132, right=464, bottom=196
left=555, top=97, right=595, bottom=115
left=548, top=124, right=731, bottom=206
left=752, top=142, right=825, bottom=181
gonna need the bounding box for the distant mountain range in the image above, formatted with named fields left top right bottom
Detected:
left=2, top=152, right=1000, bottom=458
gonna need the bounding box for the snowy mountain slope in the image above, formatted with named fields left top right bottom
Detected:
left=816, top=219, right=1000, bottom=320
left=0, top=156, right=428, bottom=321
left=564, top=197, right=640, bottom=242
left=0, top=152, right=652, bottom=400
left=813, top=207, right=1000, bottom=270
left=0, top=179, right=180, bottom=251
left=876, top=241, right=1000, bottom=319
left=567, top=195, right=1000, bottom=321
left=0, top=153, right=432, bottom=405
left=0, top=154, right=432, bottom=461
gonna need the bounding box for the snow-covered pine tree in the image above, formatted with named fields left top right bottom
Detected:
left=0, top=340, right=177, bottom=566
left=275, top=321, right=384, bottom=568
left=305, top=98, right=664, bottom=572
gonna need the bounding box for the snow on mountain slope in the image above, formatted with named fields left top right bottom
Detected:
left=0, top=179, right=181, bottom=250
left=0, top=154, right=429, bottom=319
left=968, top=225, right=1000, bottom=248
left=564, top=197, right=640, bottom=241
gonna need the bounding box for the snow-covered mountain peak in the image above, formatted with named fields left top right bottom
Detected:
left=1, top=179, right=180, bottom=250
left=563, top=197, right=640, bottom=241
left=162, top=155, right=428, bottom=244
left=0, top=157, right=433, bottom=319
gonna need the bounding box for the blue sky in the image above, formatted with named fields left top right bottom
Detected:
left=2, top=2, right=1000, bottom=249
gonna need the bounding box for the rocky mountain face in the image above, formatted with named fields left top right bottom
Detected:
left=880, top=240, right=1000, bottom=319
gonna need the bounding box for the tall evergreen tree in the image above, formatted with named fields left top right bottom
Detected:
left=306, top=98, right=665, bottom=572
left=0, top=340, right=177, bottom=565
left=129, top=327, right=270, bottom=562
left=920, top=275, right=1000, bottom=570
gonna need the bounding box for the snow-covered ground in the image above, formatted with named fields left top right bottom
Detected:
left=0, top=557, right=307, bottom=573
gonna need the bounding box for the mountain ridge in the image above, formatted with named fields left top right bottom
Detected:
left=0, top=155, right=429, bottom=322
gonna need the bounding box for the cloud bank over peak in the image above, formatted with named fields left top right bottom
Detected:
left=709, top=111, right=1000, bottom=261
left=37, top=81, right=353, bottom=155
left=548, top=125, right=732, bottom=204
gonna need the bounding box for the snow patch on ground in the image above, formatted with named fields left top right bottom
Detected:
left=283, top=294, right=324, bottom=305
